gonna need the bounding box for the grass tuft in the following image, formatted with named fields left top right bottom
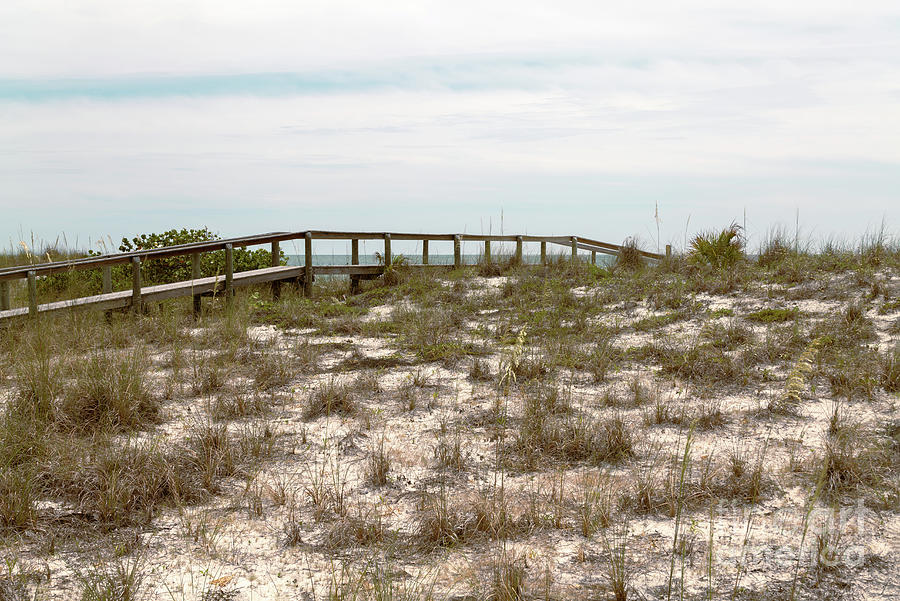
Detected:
left=304, top=377, right=356, bottom=419
left=485, top=550, right=527, bottom=601
left=58, top=348, right=158, bottom=434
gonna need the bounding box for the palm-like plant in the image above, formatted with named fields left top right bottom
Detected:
left=689, top=223, right=744, bottom=269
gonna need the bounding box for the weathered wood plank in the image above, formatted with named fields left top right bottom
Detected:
left=350, top=239, right=360, bottom=295
left=131, top=257, right=141, bottom=313
left=304, top=232, right=313, bottom=298
left=0, top=281, right=9, bottom=311
left=271, top=241, right=281, bottom=300
left=191, top=251, right=202, bottom=316
left=576, top=235, right=662, bottom=260
left=225, top=244, right=233, bottom=308
left=27, top=271, right=37, bottom=317
left=575, top=242, right=618, bottom=256
left=0, top=264, right=452, bottom=323
left=0, top=231, right=297, bottom=280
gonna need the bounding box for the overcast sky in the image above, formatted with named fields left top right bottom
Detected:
left=2, top=1, right=899, bottom=253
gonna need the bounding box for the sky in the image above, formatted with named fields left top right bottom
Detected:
left=1, top=0, right=899, bottom=255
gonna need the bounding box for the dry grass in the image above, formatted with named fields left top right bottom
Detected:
left=304, top=377, right=356, bottom=419
left=2, top=238, right=899, bottom=600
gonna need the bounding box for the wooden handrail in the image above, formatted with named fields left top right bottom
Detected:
left=0, top=231, right=295, bottom=280
left=0, top=230, right=664, bottom=282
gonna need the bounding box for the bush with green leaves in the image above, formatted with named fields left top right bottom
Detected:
left=38, top=227, right=286, bottom=295
left=688, top=223, right=744, bottom=269
left=118, top=227, right=285, bottom=284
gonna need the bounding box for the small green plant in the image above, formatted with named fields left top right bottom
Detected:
left=375, top=252, right=410, bottom=286
left=878, top=299, right=900, bottom=315
left=746, top=307, right=801, bottom=323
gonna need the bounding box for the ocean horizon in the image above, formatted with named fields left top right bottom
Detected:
left=285, top=253, right=615, bottom=267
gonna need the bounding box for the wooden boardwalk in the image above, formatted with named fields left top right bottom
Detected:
left=0, top=230, right=666, bottom=323
left=0, top=264, right=395, bottom=321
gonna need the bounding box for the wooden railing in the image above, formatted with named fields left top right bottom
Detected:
left=0, top=230, right=667, bottom=321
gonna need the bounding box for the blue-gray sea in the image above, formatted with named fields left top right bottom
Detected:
left=285, top=254, right=614, bottom=266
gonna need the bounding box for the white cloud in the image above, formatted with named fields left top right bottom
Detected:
left=2, top=1, right=898, bottom=76
left=1, top=1, right=898, bottom=243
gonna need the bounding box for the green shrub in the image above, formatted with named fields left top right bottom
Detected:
left=119, top=227, right=285, bottom=284
left=688, top=223, right=744, bottom=269
left=38, top=227, right=286, bottom=295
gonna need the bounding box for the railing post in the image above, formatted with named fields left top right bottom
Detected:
left=350, top=238, right=360, bottom=295
left=0, top=281, right=10, bottom=311
left=304, top=232, right=313, bottom=298
left=540, top=241, right=547, bottom=265
left=224, top=244, right=233, bottom=308
left=571, top=237, right=578, bottom=262
left=27, top=271, right=37, bottom=317
left=591, top=250, right=597, bottom=265
left=453, top=235, right=461, bottom=268
left=102, top=266, right=112, bottom=294
left=666, top=244, right=671, bottom=260
left=131, top=258, right=142, bottom=313
left=191, top=252, right=201, bottom=318
left=271, top=241, right=281, bottom=300
left=484, top=240, right=491, bottom=264
left=422, top=239, right=429, bottom=265
left=515, top=236, right=523, bottom=264
left=383, top=233, right=392, bottom=269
